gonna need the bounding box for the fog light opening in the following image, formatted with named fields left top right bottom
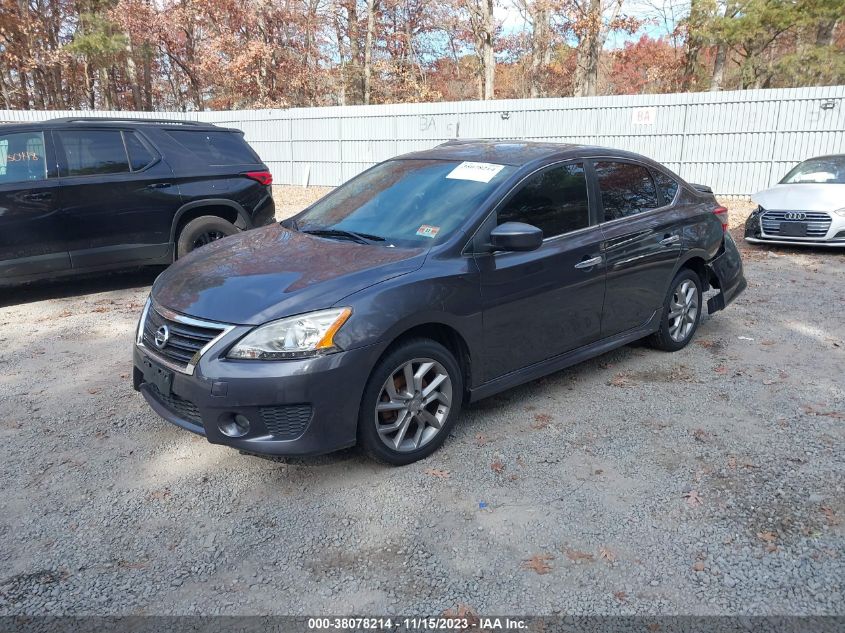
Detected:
left=219, top=414, right=250, bottom=438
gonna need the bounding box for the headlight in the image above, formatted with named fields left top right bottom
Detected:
left=227, top=307, right=352, bottom=360
left=834, top=208, right=845, bottom=217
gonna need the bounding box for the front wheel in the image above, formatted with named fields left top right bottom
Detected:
left=358, top=339, right=463, bottom=466
left=648, top=269, right=703, bottom=351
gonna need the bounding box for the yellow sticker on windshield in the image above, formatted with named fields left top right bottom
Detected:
left=416, top=225, right=440, bottom=238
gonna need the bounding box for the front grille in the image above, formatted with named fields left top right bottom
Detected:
left=147, top=384, right=203, bottom=426
left=142, top=306, right=227, bottom=370
left=260, top=405, right=312, bottom=439
left=761, top=211, right=831, bottom=238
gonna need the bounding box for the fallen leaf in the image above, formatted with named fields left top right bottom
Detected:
left=696, top=339, right=717, bottom=348
left=87, top=388, right=99, bottom=395
left=474, top=434, right=487, bottom=446
left=821, top=506, right=839, bottom=526
left=441, top=604, right=479, bottom=629
left=727, top=456, right=737, bottom=470
left=683, top=490, right=703, bottom=507
left=522, top=554, right=554, bottom=574
left=757, top=530, right=777, bottom=543
left=147, top=488, right=171, bottom=501
left=713, top=365, right=728, bottom=375
left=565, top=548, right=595, bottom=562
left=613, top=590, right=627, bottom=602
left=491, top=460, right=505, bottom=473
left=609, top=373, right=630, bottom=387
left=692, top=560, right=706, bottom=572
left=760, top=339, right=775, bottom=346
left=423, top=468, right=450, bottom=479
left=692, top=428, right=708, bottom=442
left=599, top=547, right=615, bottom=562
left=531, top=413, right=553, bottom=429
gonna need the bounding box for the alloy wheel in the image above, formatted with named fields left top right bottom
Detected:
left=192, top=230, right=227, bottom=249
left=668, top=279, right=699, bottom=342
left=374, top=357, right=452, bottom=453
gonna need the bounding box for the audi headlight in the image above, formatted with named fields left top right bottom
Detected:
left=227, top=307, right=352, bottom=360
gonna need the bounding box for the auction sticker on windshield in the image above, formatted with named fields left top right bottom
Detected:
left=446, top=161, right=505, bottom=183
left=416, top=224, right=440, bottom=238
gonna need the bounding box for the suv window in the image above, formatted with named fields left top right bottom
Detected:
left=0, top=131, right=47, bottom=184
left=595, top=161, right=659, bottom=221
left=166, top=130, right=259, bottom=165
left=654, top=171, right=679, bottom=205
left=57, top=130, right=130, bottom=176
left=497, top=163, right=590, bottom=239
left=124, top=131, right=156, bottom=171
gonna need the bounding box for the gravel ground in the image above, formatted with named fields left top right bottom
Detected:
left=0, top=190, right=842, bottom=616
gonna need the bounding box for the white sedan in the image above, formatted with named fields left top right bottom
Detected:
left=745, top=154, right=845, bottom=247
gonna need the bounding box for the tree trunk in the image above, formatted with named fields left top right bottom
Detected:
left=816, top=19, right=838, bottom=47
left=124, top=34, right=143, bottom=109
left=347, top=0, right=362, bottom=103
left=143, top=49, right=153, bottom=110
left=529, top=5, right=549, bottom=98
left=363, top=0, right=379, bottom=105
left=710, top=43, right=726, bottom=91
left=573, top=0, right=602, bottom=97
left=481, top=0, right=495, bottom=99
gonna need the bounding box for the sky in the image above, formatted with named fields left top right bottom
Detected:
left=494, top=0, right=688, bottom=50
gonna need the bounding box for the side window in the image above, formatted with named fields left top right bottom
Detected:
left=654, top=170, right=679, bottom=205
left=56, top=130, right=130, bottom=176
left=124, top=131, right=155, bottom=171
left=497, top=163, right=590, bottom=239
left=0, top=131, right=47, bottom=184
left=594, top=161, right=659, bottom=221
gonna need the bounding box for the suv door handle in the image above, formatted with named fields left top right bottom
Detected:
left=145, top=182, right=172, bottom=189
left=660, top=234, right=680, bottom=246
left=574, top=256, right=603, bottom=270
left=22, top=192, right=52, bottom=201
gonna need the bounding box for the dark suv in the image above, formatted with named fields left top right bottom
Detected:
left=134, top=141, right=746, bottom=465
left=0, top=117, right=274, bottom=286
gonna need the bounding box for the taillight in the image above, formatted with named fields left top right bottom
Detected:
left=243, top=170, right=273, bottom=186
left=714, top=206, right=728, bottom=233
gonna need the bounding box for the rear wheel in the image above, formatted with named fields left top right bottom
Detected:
left=358, top=339, right=463, bottom=465
left=176, top=215, right=238, bottom=258
left=648, top=269, right=702, bottom=351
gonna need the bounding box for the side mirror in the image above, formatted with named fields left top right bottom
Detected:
left=488, top=222, right=544, bottom=252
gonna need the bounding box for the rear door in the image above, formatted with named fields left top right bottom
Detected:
left=53, top=127, right=181, bottom=268
left=591, top=159, right=684, bottom=338
left=475, top=161, right=606, bottom=381
left=0, top=128, right=68, bottom=279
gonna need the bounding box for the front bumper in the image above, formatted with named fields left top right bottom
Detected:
left=133, top=341, right=377, bottom=456
left=744, top=209, right=845, bottom=247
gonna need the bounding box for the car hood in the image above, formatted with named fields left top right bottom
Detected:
left=152, top=224, right=426, bottom=325
left=752, top=183, right=845, bottom=212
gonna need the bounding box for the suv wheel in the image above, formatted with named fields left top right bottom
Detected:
left=177, top=215, right=238, bottom=258
left=648, top=269, right=703, bottom=351
left=358, top=339, right=463, bottom=465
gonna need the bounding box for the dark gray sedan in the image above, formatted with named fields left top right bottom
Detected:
left=133, top=141, right=746, bottom=465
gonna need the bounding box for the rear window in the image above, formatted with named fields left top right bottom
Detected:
left=166, top=130, right=259, bottom=166
left=0, top=131, right=47, bottom=183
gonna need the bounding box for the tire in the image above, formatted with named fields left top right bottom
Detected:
left=358, top=338, right=463, bottom=466
left=176, top=215, right=238, bottom=258
left=647, top=268, right=703, bottom=352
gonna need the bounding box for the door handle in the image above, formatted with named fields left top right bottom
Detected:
left=145, top=182, right=172, bottom=189
left=574, top=256, right=603, bottom=270
left=660, top=234, right=680, bottom=246
left=22, top=192, right=52, bottom=201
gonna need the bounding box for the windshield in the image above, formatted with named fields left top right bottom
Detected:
left=780, top=156, right=845, bottom=184
left=289, top=159, right=514, bottom=247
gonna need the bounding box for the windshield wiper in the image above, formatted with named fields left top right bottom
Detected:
left=301, top=228, right=385, bottom=244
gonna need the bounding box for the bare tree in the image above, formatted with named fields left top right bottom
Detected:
left=463, top=0, right=496, bottom=99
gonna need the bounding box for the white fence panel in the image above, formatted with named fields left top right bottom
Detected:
left=2, top=86, right=843, bottom=194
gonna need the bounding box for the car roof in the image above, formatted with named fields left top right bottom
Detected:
left=396, top=139, right=659, bottom=168
left=0, top=117, right=234, bottom=133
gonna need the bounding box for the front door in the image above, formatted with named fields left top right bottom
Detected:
left=53, top=127, right=181, bottom=268
left=475, top=161, right=606, bottom=382
left=591, top=159, right=684, bottom=337
left=0, top=128, right=68, bottom=280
